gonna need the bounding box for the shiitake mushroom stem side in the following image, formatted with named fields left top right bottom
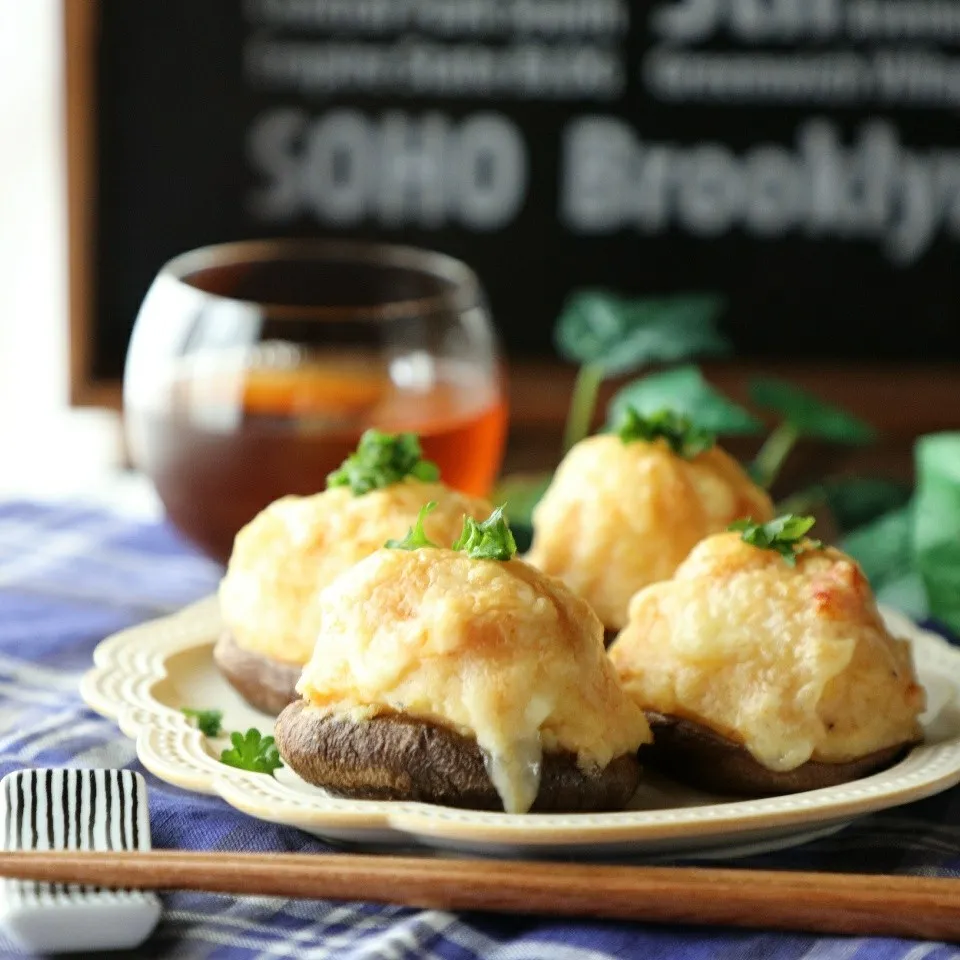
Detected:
left=642, top=711, right=918, bottom=797
left=275, top=703, right=641, bottom=813
left=212, top=632, right=301, bottom=716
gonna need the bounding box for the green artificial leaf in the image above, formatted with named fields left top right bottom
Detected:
left=749, top=378, right=877, bottom=444
left=220, top=729, right=283, bottom=775
left=914, top=433, right=960, bottom=633
left=512, top=526, right=534, bottom=555
left=841, top=503, right=929, bottom=621
left=181, top=708, right=223, bottom=738
left=327, top=429, right=440, bottom=496
left=615, top=407, right=716, bottom=458
left=729, top=514, right=823, bottom=566
left=554, top=291, right=730, bottom=378
left=749, top=379, right=877, bottom=489
left=824, top=477, right=912, bottom=530
left=385, top=502, right=439, bottom=551
left=842, top=504, right=914, bottom=585
left=453, top=505, right=518, bottom=561
left=607, top=366, right=763, bottom=436
left=874, top=573, right=930, bottom=621
left=511, top=525, right=534, bottom=555
left=491, top=472, right=553, bottom=536
left=779, top=477, right=913, bottom=536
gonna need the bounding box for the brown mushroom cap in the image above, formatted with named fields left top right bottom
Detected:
left=213, top=632, right=300, bottom=716
left=643, top=711, right=918, bottom=796
left=275, top=701, right=642, bottom=812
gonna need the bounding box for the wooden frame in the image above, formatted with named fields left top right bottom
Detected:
left=64, top=0, right=110, bottom=406
left=63, top=0, right=960, bottom=446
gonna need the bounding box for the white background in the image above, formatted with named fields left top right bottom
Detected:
left=0, top=0, right=153, bottom=513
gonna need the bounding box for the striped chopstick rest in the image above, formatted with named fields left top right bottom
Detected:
left=0, top=769, right=160, bottom=954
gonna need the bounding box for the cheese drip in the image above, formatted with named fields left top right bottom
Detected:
left=483, top=736, right=541, bottom=816
left=297, top=549, right=651, bottom=813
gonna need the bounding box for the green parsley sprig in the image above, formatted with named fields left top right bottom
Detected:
left=729, top=515, right=823, bottom=566
left=180, top=708, right=223, bottom=737
left=327, top=430, right=440, bottom=496
left=180, top=707, right=283, bottom=776
left=385, top=504, right=518, bottom=561
left=384, top=501, right=439, bottom=550
left=452, top=506, right=517, bottom=561
left=616, top=406, right=716, bottom=459
left=220, top=729, right=283, bottom=775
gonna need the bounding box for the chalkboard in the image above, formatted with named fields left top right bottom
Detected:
left=68, top=0, right=960, bottom=410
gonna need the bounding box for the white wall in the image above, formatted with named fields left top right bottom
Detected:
left=0, top=0, right=132, bottom=502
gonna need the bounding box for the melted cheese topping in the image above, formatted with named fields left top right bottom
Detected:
left=219, top=482, right=491, bottom=665
left=297, top=549, right=651, bottom=813
left=609, top=533, right=925, bottom=771
left=525, top=435, right=773, bottom=630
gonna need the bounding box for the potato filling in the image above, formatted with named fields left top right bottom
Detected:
left=610, top=533, right=925, bottom=771
left=219, top=482, right=491, bottom=665
left=526, top=434, right=774, bottom=630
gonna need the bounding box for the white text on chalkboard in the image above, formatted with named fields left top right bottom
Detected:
left=563, top=116, right=960, bottom=264
left=247, top=109, right=528, bottom=230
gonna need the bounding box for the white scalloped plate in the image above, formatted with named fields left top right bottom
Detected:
left=80, top=597, right=960, bottom=859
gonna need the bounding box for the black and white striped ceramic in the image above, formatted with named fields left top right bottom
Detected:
left=0, top=768, right=160, bottom=954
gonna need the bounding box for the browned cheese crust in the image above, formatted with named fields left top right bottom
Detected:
left=643, top=711, right=920, bottom=796
left=275, top=701, right=641, bottom=812
left=213, top=631, right=301, bottom=716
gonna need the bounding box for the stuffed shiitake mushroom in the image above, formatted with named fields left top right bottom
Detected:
left=274, top=506, right=650, bottom=813
left=608, top=516, right=926, bottom=796
left=526, top=409, right=774, bottom=634
left=215, top=431, right=491, bottom=715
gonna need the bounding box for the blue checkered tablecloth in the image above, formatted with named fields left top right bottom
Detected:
left=2, top=499, right=960, bottom=959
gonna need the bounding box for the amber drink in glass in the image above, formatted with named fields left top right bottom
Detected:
left=123, top=240, right=507, bottom=562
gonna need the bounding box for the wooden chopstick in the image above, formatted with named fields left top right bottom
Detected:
left=0, top=850, right=958, bottom=940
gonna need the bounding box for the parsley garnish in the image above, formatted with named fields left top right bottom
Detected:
left=616, top=406, right=716, bottom=458
left=385, top=504, right=518, bottom=561
left=729, top=515, right=823, bottom=566
left=385, top=501, right=439, bottom=550
left=180, top=712, right=281, bottom=775
left=220, top=729, right=283, bottom=775
left=181, top=708, right=224, bottom=737
left=327, top=430, right=440, bottom=496
left=452, top=505, right=518, bottom=561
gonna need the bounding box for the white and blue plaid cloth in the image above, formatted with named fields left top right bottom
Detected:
left=1, top=498, right=960, bottom=959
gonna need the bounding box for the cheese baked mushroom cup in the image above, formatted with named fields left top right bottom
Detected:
left=526, top=410, right=774, bottom=633
left=216, top=431, right=491, bottom=715
left=608, top=518, right=925, bottom=796
left=274, top=508, right=650, bottom=813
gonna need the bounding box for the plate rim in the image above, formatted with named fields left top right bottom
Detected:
left=79, top=595, right=960, bottom=849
